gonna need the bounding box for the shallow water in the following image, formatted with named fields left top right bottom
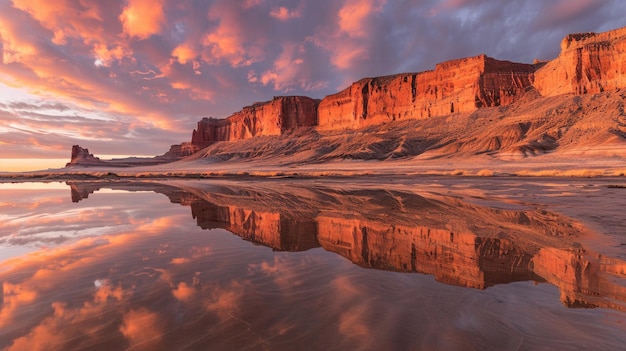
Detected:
left=0, top=179, right=625, bottom=351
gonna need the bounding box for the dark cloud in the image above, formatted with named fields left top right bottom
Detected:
left=0, top=0, right=625, bottom=164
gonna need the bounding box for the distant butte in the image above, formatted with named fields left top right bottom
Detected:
left=67, top=26, right=626, bottom=168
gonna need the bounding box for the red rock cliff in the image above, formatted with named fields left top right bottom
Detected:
left=191, top=96, right=318, bottom=149
left=534, top=27, right=626, bottom=96
left=317, top=55, right=535, bottom=130
left=185, top=27, right=626, bottom=146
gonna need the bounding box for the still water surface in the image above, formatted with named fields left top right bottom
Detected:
left=0, top=180, right=625, bottom=350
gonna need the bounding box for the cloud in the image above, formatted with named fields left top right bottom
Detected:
left=119, top=0, right=166, bottom=39
left=201, top=0, right=268, bottom=67
left=270, top=6, right=302, bottom=21
left=338, top=0, right=387, bottom=38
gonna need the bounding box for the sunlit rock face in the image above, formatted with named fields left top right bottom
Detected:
left=191, top=96, right=319, bottom=148
left=317, top=55, right=535, bottom=130
left=535, top=27, right=626, bottom=96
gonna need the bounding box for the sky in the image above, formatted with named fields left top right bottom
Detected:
left=0, top=0, right=625, bottom=171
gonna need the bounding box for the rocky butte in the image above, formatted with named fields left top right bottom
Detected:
left=534, top=27, right=626, bottom=96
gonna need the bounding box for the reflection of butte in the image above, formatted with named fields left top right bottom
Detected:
left=68, top=181, right=626, bottom=311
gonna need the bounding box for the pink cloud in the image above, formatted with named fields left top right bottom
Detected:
left=270, top=6, right=302, bottom=21
left=201, top=0, right=268, bottom=67
left=338, top=0, right=386, bottom=38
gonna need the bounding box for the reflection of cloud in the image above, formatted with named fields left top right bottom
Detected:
left=119, top=308, right=164, bottom=348
left=204, top=281, right=245, bottom=321
left=332, top=276, right=371, bottom=341
left=172, top=281, right=196, bottom=302
left=0, top=282, right=38, bottom=329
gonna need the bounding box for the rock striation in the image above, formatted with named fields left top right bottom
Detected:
left=191, top=96, right=319, bottom=149
left=534, top=27, right=626, bottom=96
left=318, top=55, right=535, bottom=130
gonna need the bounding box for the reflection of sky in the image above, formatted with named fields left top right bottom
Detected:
left=0, top=185, right=182, bottom=261
left=0, top=185, right=625, bottom=350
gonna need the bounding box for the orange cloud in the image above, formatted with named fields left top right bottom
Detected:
left=119, top=0, right=166, bottom=39
left=11, top=0, right=104, bottom=45
left=92, top=43, right=131, bottom=67
left=172, top=44, right=198, bottom=65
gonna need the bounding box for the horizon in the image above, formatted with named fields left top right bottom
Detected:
left=1, top=0, right=626, bottom=172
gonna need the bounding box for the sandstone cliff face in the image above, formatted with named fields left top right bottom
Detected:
left=534, top=27, right=626, bottom=96
left=191, top=96, right=318, bottom=149
left=317, top=55, right=535, bottom=130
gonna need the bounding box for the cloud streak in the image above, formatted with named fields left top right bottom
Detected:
left=0, top=0, right=624, bottom=164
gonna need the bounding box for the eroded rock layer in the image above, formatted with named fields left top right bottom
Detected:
left=534, top=27, right=626, bottom=96
left=191, top=96, right=319, bottom=149
left=318, top=55, right=535, bottom=130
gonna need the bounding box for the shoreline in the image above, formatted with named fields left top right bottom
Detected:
left=2, top=160, right=625, bottom=181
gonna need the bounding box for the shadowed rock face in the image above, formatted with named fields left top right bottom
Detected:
left=535, top=27, right=626, bottom=96
left=67, top=181, right=626, bottom=311
left=159, top=142, right=200, bottom=159
left=66, top=145, right=105, bottom=167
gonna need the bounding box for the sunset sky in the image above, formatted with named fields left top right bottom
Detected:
left=1, top=0, right=625, bottom=171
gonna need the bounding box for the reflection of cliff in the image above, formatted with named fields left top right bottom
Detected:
left=188, top=201, right=319, bottom=252
left=67, top=181, right=626, bottom=310
left=316, top=217, right=538, bottom=289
